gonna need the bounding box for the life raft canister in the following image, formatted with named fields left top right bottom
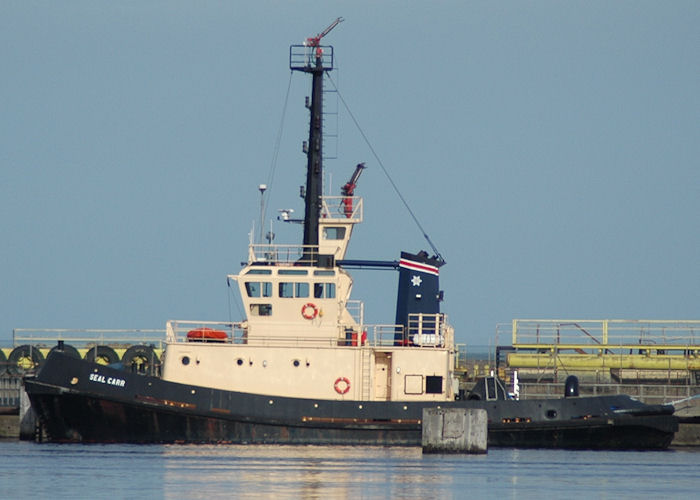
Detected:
left=301, top=303, right=319, bottom=320
left=334, top=377, right=351, bottom=395
left=186, top=328, right=228, bottom=342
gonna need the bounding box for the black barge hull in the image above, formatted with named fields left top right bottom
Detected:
left=24, top=352, right=677, bottom=449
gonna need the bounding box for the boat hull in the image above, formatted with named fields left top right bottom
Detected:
left=24, top=352, right=678, bottom=449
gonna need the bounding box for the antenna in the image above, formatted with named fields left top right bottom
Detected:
left=258, top=184, right=267, bottom=243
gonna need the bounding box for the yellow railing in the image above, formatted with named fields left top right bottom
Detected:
left=504, top=319, right=700, bottom=352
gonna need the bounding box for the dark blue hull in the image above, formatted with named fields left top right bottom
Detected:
left=24, top=351, right=677, bottom=449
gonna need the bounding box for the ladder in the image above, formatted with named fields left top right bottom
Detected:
left=361, top=348, right=372, bottom=400
left=322, top=81, right=338, bottom=160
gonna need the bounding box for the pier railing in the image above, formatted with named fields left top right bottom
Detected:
left=12, top=328, right=166, bottom=349
left=503, top=319, right=700, bottom=353
left=518, top=381, right=697, bottom=406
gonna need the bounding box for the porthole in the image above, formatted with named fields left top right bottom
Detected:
left=237, top=358, right=244, bottom=366
left=546, top=409, right=558, bottom=419
left=181, top=356, right=190, bottom=366
left=293, top=359, right=300, bottom=367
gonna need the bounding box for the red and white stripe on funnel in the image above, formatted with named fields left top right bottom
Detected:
left=399, top=258, right=439, bottom=276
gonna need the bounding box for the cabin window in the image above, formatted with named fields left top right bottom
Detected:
left=314, top=282, right=336, bottom=299
left=425, top=375, right=443, bottom=394
left=250, top=304, right=272, bottom=316
left=245, top=281, right=272, bottom=298
left=323, top=227, right=346, bottom=240
left=279, top=269, right=308, bottom=275
left=314, top=270, right=335, bottom=276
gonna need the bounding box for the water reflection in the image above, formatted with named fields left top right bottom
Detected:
left=158, top=445, right=698, bottom=499
left=161, top=445, right=469, bottom=498
left=1, top=442, right=696, bottom=499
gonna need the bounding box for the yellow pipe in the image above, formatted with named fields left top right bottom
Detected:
left=1, top=346, right=164, bottom=361
left=507, top=352, right=700, bottom=370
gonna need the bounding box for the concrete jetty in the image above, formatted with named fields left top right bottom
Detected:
left=422, top=407, right=487, bottom=454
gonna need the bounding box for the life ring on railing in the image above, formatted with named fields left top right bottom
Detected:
left=301, top=303, right=319, bottom=320
left=334, top=377, right=351, bottom=395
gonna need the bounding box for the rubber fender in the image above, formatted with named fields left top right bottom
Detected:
left=84, top=345, right=120, bottom=365
left=8, top=345, right=45, bottom=376
left=121, top=345, right=160, bottom=373
left=49, top=343, right=81, bottom=359
left=0, top=348, right=8, bottom=375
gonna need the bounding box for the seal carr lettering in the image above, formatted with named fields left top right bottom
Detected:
left=89, top=373, right=106, bottom=383
left=88, top=373, right=124, bottom=387
left=107, top=377, right=126, bottom=387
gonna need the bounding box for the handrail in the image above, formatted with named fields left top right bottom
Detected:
left=247, top=244, right=319, bottom=265
left=166, top=315, right=451, bottom=349
left=504, top=319, right=700, bottom=349
left=12, top=328, right=165, bottom=348
left=320, top=196, right=363, bottom=221
left=517, top=381, right=697, bottom=405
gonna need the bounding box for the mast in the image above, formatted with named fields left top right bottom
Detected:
left=290, top=18, right=343, bottom=263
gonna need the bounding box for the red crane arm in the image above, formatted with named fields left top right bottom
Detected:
left=306, top=17, right=344, bottom=47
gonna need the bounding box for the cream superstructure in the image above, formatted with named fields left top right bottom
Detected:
left=162, top=195, right=456, bottom=402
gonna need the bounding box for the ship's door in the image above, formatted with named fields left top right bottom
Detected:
left=374, top=353, right=391, bottom=400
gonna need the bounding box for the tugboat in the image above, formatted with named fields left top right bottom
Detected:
left=24, top=20, right=677, bottom=449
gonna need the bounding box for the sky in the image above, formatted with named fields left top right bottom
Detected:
left=2, top=1, right=698, bottom=349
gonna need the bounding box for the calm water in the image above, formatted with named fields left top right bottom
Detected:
left=0, top=441, right=697, bottom=499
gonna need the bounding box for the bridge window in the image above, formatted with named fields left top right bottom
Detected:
left=279, top=282, right=294, bottom=298
left=314, top=282, right=336, bottom=299
left=279, top=282, right=309, bottom=298
left=245, top=281, right=272, bottom=298
left=295, top=282, right=309, bottom=298
left=323, top=227, right=346, bottom=240
left=245, top=269, right=272, bottom=275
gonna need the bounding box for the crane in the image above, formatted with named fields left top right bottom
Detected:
left=341, top=163, right=366, bottom=218
left=305, top=17, right=344, bottom=47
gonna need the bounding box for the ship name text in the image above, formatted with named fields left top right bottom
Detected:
left=89, top=373, right=126, bottom=387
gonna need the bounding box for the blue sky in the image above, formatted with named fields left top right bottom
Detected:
left=2, top=1, right=698, bottom=348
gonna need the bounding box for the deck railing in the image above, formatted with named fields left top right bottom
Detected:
left=320, top=196, right=363, bottom=222
left=166, top=314, right=450, bottom=349
left=247, top=244, right=319, bottom=265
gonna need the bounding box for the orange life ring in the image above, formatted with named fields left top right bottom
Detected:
left=334, top=377, right=351, bottom=395
left=301, top=303, right=319, bottom=320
